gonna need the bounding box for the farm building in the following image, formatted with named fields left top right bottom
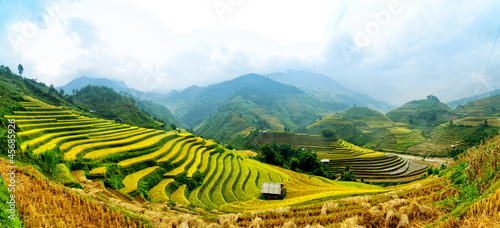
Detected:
left=321, top=159, right=330, bottom=163
left=115, top=118, right=122, bottom=124
left=261, top=182, right=284, bottom=199
left=89, top=110, right=96, bottom=113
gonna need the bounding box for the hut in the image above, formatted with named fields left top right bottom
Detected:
left=115, top=118, right=122, bottom=124
left=261, top=182, right=284, bottom=199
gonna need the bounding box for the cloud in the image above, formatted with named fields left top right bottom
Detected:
left=0, top=0, right=499, bottom=105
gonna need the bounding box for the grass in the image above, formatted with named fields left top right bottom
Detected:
left=164, top=145, right=204, bottom=177
left=83, top=131, right=174, bottom=160
left=121, top=166, right=159, bottom=194
left=89, top=167, right=107, bottom=176
left=118, top=136, right=184, bottom=168
left=21, top=124, right=128, bottom=152
left=63, top=130, right=162, bottom=160
left=222, top=155, right=240, bottom=203
left=198, top=152, right=222, bottom=208
left=60, top=128, right=150, bottom=152
left=171, top=184, right=190, bottom=207
left=149, top=179, right=175, bottom=203
left=187, top=148, right=214, bottom=177
left=156, top=137, right=197, bottom=163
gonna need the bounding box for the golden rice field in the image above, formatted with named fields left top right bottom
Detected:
left=7, top=96, right=443, bottom=224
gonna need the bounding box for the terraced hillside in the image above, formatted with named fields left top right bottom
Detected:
left=453, top=94, right=500, bottom=117
left=12, top=96, right=384, bottom=211
left=256, top=132, right=429, bottom=182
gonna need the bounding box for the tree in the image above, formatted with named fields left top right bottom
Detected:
left=321, top=129, right=335, bottom=140
left=426, top=95, right=440, bottom=102
left=49, top=84, right=57, bottom=94
left=258, top=145, right=283, bottom=166
left=18, top=64, right=24, bottom=76
left=59, top=88, right=65, bottom=95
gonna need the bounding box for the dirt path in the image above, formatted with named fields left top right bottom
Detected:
left=386, top=153, right=453, bottom=168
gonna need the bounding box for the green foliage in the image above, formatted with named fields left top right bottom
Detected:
left=256, top=145, right=284, bottom=167
left=427, top=167, right=433, bottom=176
left=321, top=129, right=335, bottom=140
left=173, top=172, right=200, bottom=191
left=0, top=176, right=23, bottom=227
left=104, top=164, right=124, bottom=189
left=340, top=170, right=356, bottom=181
left=137, top=168, right=167, bottom=201
left=17, top=64, right=23, bottom=76
left=387, top=95, right=455, bottom=127
left=73, top=85, right=162, bottom=129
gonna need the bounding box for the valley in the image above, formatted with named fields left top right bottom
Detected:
left=1, top=67, right=500, bottom=227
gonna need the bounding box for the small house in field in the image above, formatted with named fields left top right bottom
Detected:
left=261, top=182, right=284, bottom=199
left=321, top=159, right=330, bottom=163
left=89, top=110, right=96, bottom=113
left=262, top=131, right=268, bottom=134
left=115, top=118, right=122, bottom=124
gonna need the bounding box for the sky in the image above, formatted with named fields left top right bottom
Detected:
left=0, top=0, right=499, bottom=105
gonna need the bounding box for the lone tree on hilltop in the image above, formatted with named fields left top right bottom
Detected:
left=18, top=64, right=24, bottom=76
left=426, top=95, right=440, bottom=102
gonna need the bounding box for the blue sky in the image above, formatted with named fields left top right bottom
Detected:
left=1, top=0, right=499, bottom=104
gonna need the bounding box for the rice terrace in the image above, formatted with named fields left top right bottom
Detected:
left=1, top=1, right=500, bottom=227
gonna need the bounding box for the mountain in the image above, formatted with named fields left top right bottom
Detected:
left=72, top=85, right=166, bottom=129
left=265, top=70, right=396, bottom=113
left=58, top=76, right=133, bottom=95
left=448, top=89, right=500, bottom=109
left=386, top=95, right=456, bottom=127
left=192, top=74, right=349, bottom=144
left=454, top=94, right=500, bottom=117
left=158, top=73, right=343, bottom=128
left=58, top=76, right=179, bottom=126
left=122, top=93, right=181, bottom=127
left=306, top=106, right=394, bottom=146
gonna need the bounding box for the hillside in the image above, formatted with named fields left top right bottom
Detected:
left=159, top=73, right=349, bottom=129
left=3, top=66, right=500, bottom=227
left=58, top=76, right=179, bottom=126
left=386, top=95, right=456, bottom=127
left=447, top=88, right=500, bottom=109
left=307, top=106, right=395, bottom=146
left=266, top=70, right=396, bottom=113
left=194, top=80, right=348, bottom=145
left=453, top=94, right=500, bottom=117
left=6, top=96, right=386, bottom=214
left=72, top=85, right=167, bottom=129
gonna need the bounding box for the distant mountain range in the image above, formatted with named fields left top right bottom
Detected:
left=265, top=70, right=396, bottom=113
left=447, top=88, right=500, bottom=109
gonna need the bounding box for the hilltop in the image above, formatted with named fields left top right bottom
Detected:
left=386, top=95, right=456, bottom=127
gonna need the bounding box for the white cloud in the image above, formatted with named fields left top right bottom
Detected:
left=0, top=0, right=499, bottom=104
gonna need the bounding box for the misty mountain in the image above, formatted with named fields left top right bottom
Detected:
left=447, top=89, right=500, bottom=109
left=195, top=76, right=349, bottom=144
left=265, top=70, right=396, bottom=113
left=58, top=76, right=133, bottom=95
left=159, top=73, right=326, bottom=128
